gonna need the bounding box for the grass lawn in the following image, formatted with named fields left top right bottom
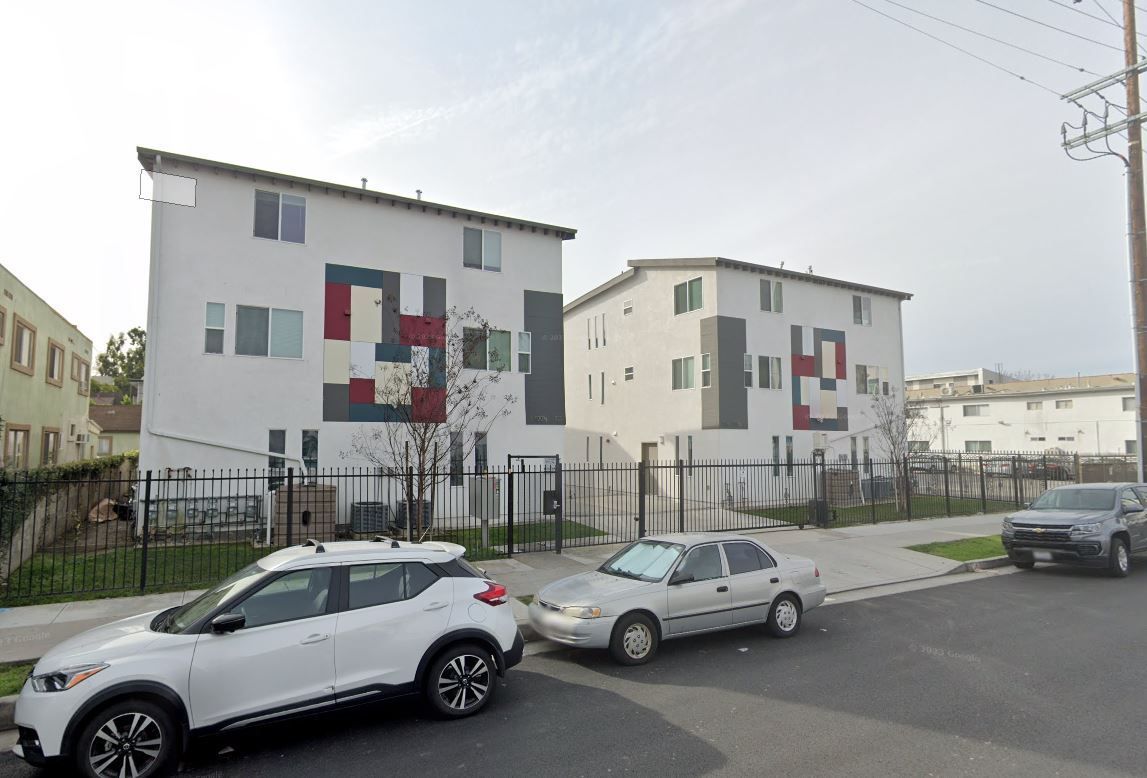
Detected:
left=516, top=595, right=534, bottom=606
left=2, top=542, right=264, bottom=606
left=436, top=520, right=606, bottom=561
left=907, top=535, right=1005, bottom=562
left=742, top=496, right=1015, bottom=528
left=0, top=663, right=33, bottom=697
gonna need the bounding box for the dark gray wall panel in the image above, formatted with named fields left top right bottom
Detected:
left=423, top=276, right=447, bottom=318
left=701, top=316, right=748, bottom=430
left=701, top=318, right=719, bottom=429
left=381, top=271, right=401, bottom=343
left=524, top=290, right=566, bottom=426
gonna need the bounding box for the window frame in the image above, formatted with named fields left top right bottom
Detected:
left=230, top=567, right=335, bottom=630
left=462, top=226, right=502, bottom=272
left=1123, top=397, right=1135, bottom=412
left=517, top=331, right=532, bottom=374
left=759, top=356, right=782, bottom=390
left=344, top=561, right=442, bottom=612
left=1027, top=401, right=1043, bottom=411
left=41, top=428, right=60, bottom=466
left=722, top=541, right=775, bottom=575
left=71, top=354, right=90, bottom=396
left=235, top=305, right=304, bottom=359
left=1056, top=399, right=1074, bottom=410
left=673, top=277, right=703, bottom=316
left=962, top=404, right=988, bottom=417
left=624, top=366, right=634, bottom=382
left=205, top=302, right=226, bottom=355
left=97, top=435, right=113, bottom=457
left=700, top=353, right=711, bottom=388
left=253, top=189, right=306, bottom=244
left=743, top=354, right=753, bottom=388
left=852, top=295, right=872, bottom=326
left=965, top=440, right=993, bottom=453
left=672, top=356, right=695, bottom=390
left=622, top=299, right=633, bottom=316
left=45, top=339, right=65, bottom=387
left=3, top=424, right=31, bottom=469
left=0, top=305, right=6, bottom=347
left=10, top=314, right=36, bottom=376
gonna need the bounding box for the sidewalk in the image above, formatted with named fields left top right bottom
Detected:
left=0, top=514, right=1009, bottom=665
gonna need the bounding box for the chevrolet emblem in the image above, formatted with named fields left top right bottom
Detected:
left=1033, top=528, right=1045, bottom=533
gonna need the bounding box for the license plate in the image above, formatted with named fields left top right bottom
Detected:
left=1033, top=550, right=1053, bottom=561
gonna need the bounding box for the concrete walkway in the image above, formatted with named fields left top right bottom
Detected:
left=0, top=514, right=1009, bottom=665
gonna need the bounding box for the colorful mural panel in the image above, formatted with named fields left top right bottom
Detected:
left=790, top=325, right=849, bottom=432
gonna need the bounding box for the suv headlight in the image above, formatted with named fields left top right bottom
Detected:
left=1002, top=520, right=1013, bottom=533
left=1071, top=523, right=1102, bottom=536
left=560, top=606, right=602, bottom=619
left=29, top=663, right=108, bottom=693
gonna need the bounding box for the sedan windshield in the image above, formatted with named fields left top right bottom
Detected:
left=1029, top=488, right=1116, bottom=511
left=153, top=562, right=270, bottom=634
left=599, top=541, right=684, bottom=582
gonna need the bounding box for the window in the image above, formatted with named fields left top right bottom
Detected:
left=688, top=435, right=693, bottom=474
left=908, top=440, right=930, bottom=452
left=449, top=432, right=463, bottom=486
left=593, top=316, right=598, bottom=349
left=1030, top=436, right=1046, bottom=442
left=863, top=436, right=871, bottom=474
left=852, top=295, right=872, bottom=326
left=772, top=436, right=781, bottom=477
left=1127, top=440, right=1139, bottom=455
left=624, top=366, right=634, bottom=381
left=723, top=542, right=774, bottom=574
left=517, top=332, right=532, bottom=374
left=760, top=279, right=783, bottom=313
left=71, top=355, right=90, bottom=396
left=0, top=305, right=5, bottom=346
left=744, top=354, right=753, bottom=388
left=673, top=277, right=703, bottom=315
left=10, top=315, right=35, bottom=375
left=1058, top=436, right=1075, bottom=442
left=962, top=404, right=988, bottom=417
left=601, top=313, right=606, bottom=347
left=1026, top=401, right=1042, bottom=411
left=235, top=306, right=303, bottom=358
left=588, top=374, right=593, bottom=400
left=676, top=545, right=724, bottom=582
left=45, top=339, right=64, bottom=387
left=586, top=319, right=591, bottom=350
left=235, top=568, right=331, bottom=629
left=785, top=435, right=794, bottom=476
left=302, top=430, right=318, bottom=475
left=759, top=356, right=782, bottom=389
left=965, top=440, right=992, bottom=453
left=1123, top=397, right=1135, bottom=412
left=600, top=436, right=604, bottom=465
left=1056, top=399, right=1073, bottom=409
left=97, top=435, right=113, bottom=457
left=268, top=429, right=286, bottom=473
left=253, top=190, right=306, bottom=243
left=855, top=364, right=887, bottom=395
left=41, top=429, right=60, bottom=466
left=672, top=356, right=695, bottom=390
left=701, top=353, right=711, bottom=388
left=462, top=227, right=501, bottom=271
left=4, top=426, right=29, bottom=469
left=623, top=299, right=633, bottom=316
left=205, top=302, right=225, bottom=354
left=474, top=431, right=488, bottom=474
left=1121, top=489, right=1144, bottom=512
left=462, top=328, right=510, bottom=371
left=347, top=562, right=440, bottom=610
left=600, top=372, right=605, bottom=405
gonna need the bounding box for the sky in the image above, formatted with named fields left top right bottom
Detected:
left=0, top=0, right=1139, bottom=377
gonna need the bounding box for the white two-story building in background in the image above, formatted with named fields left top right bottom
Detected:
left=563, top=258, right=911, bottom=467
left=138, top=148, right=572, bottom=475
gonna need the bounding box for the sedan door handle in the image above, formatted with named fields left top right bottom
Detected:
left=770, top=577, right=780, bottom=584
left=423, top=601, right=449, bottom=611
left=299, top=633, right=330, bottom=645
left=716, top=585, right=729, bottom=593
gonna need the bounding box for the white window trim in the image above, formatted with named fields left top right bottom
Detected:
left=234, top=305, right=305, bottom=360
left=672, top=355, right=696, bottom=390
left=253, top=190, right=307, bottom=245
left=517, top=331, right=532, bottom=374
left=674, top=277, right=703, bottom=316
left=463, top=227, right=502, bottom=272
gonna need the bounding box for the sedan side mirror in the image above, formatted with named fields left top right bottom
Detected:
left=210, top=613, right=246, bottom=634
left=669, top=570, right=694, bottom=585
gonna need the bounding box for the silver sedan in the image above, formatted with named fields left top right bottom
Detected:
left=528, top=533, right=827, bottom=664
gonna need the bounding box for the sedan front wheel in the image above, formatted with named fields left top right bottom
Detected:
left=610, top=612, right=659, bottom=665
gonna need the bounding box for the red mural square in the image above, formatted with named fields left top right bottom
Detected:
left=835, top=342, right=847, bottom=380
left=325, top=283, right=351, bottom=340
left=791, top=354, right=815, bottom=377
left=399, top=315, right=446, bottom=349
left=412, top=387, right=447, bottom=423
left=792, top=404, right=811, bottom=431
left=349, top=378, right=375, bottom=404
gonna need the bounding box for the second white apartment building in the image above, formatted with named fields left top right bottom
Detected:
left=564, top=258, right=911, bottom=466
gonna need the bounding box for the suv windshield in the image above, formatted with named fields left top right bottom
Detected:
left=1029, top=488, right=1116, bottom=511
left=599, top=540, right=684, bottom=582
left=153, top=562, right=270, bottom=634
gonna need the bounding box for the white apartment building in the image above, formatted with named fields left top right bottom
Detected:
left=138, top=148, right=572, bottom=475
left=563, top=258, right=911, bottom=466
left=908, top=372, right=1138, bottom=455
left=906, top=367, right=1011, bottom=392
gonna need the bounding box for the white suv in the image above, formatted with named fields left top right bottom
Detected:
left=13, top=538, right=523, bottom=777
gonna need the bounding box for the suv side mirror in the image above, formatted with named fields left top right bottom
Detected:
left=669, top=569, right=694, bottom=585
left=210, top=613, right=245, bottom=634
left=1022, top=502, right=1030, bottom=509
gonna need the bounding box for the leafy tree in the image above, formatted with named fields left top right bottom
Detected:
left=96, top=327, right=146, bottom=403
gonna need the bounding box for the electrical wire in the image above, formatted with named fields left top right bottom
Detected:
left=878, top=0, right=1102, bottom=75
left=1044, top=0, right=1124, bottom=30
left=850, top=0, right=1062, bottom=95
left=970, top=0, right=1123, bottom=52
left=1090, top=0, right=1147, bottom=56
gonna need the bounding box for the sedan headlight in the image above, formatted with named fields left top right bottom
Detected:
left=1071, top=523, right=1102, bottom=536
left=560, top=606, right=602, bottom=619
left=29, top=663, right=108, bottom=693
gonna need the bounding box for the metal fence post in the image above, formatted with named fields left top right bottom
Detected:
left=1011, top=456, right=1020, bottom=507
left=903, top=456, right=912, bottom=520
left=979, top=457, right=987, bottom=513
left=868, top=468, right=877, bottom=525
left=506, top=466, right=515, bottom=558
left=139, top=471, right=152, bottom=593
left=285, top=468, right=295, bottom=546
left=677, top=459, right=686, bottom=533
left=405, top=466, right=415, bottom=543
left=554, top=457, right=564, bottom=555
left=638, top=461, right=647, bottom=538
left=1041, top=453, right=1049, bottom=493
left=942, top=456, right=951, bottom=516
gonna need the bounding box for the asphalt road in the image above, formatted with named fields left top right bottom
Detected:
left=5, top=564, right=1147, bottom=777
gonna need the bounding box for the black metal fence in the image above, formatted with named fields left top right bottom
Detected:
left=0, top=451, right=1136, bottom=602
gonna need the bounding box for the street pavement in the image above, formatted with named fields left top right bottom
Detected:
left=3, top=561, right=1143, bottom=776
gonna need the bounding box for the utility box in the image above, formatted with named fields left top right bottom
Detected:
left=469, top=476, right=502, bottom=521
left=274, top=484, right=337, bottom=542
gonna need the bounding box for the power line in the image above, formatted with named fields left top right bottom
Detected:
left=1088, top=0, right=1124, bottom=27
left=878, top=0, right=1102, bottom=75
left=1044, top=0, right=1125, bottom=30
left=970, top=0, right=1123, bottom=52
left=850, top=0, right=1062, bottom=95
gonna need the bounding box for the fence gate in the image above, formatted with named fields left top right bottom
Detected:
left=507, top=455, right=562, bottom=555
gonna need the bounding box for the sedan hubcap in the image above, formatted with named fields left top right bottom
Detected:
left=775, top=600, right=799, bottom=632
left=624, top=623, right=652, bottom=658
left=88, top=712, right=162, bottom=778
left=438, top=654, right=490, bottom=710
left=1118, top=545, right=1129, bottom=572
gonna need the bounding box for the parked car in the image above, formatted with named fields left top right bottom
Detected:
left=528, top=533, right=826, bottom=665
left=1022, top=458, right=1074, bottom=481
left=13, top=539, right=522, bottom=776
left=908, top=454, right=954, bottom=473
left=1001, top=483, right=1147, bottom=576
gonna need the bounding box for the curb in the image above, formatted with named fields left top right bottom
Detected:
left=956, top=555, right=1012, bottom=572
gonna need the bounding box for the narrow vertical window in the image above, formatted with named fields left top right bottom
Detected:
left=622, top=299, right=633, bottom=315
left=688, top=435, right=694, bottom=475
left=588, top=374, right=593, bottom=399
left=474, top=431, right=488, bottom=473
left=700, top=353, right=712, bottom=388
left=770, top=357, right=782, bottom=389
left=600, top=372, right=605, bottom=405
left=594, top=315, right=598, bottom=349
left=517, top=332, right=532, bottom=373
left=268, top=429, right=286, bottom=489
left=302, top=429, right=319, bottom=475
left=785, top=435, right=794, bottom=476
left=280, top=194, right=306, bottom=243
left=449, top=431, right=464, bottom=486
left=205, top=303, right=225, bottom=354
left=253, top=190, right=280, bottom=240
left=601, top=313, right=606, bottom=347
left=760, top=279, right=772, bottom=312
left=773, top=281, right=783, bottom=313
left=744, top=354, right=753, bottom=388
left=599, top=436, right=604, bottom=466
left=586, top=318, right=591, bottom=350
left=850, top=437, right=858, bottom=470
left=624, top=366, right=634, bottom=381
left=772, top=436, right=781, bottom=477
left=862, top=436, right=871, bottom=474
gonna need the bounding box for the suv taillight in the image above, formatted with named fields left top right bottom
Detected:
left=474, top=582, right=507, bottom=606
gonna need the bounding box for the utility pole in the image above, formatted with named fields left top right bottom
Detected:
left=1060, top=4, right=1147, bottom=479
left=1124, top=0, right=1147, bottom=480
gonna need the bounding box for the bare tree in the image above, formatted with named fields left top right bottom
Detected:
left=1000, top=368, right=1053, bottom=382
left=866, top=389, right=935, bottom=509
left=346, top=306, right=517, bottom=539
